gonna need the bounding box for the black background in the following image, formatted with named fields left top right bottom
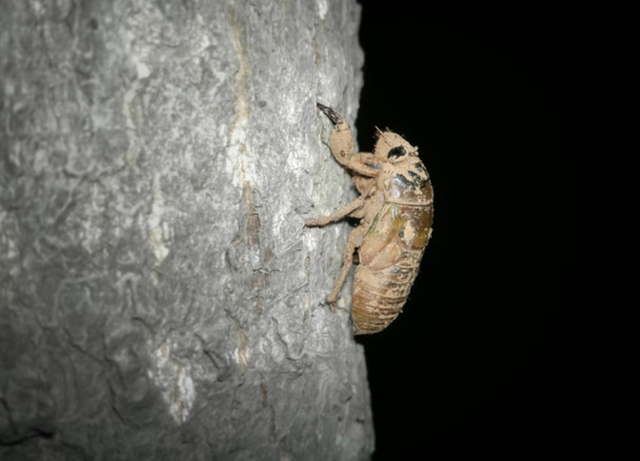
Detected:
left=354, top=2, right=574, bottom=459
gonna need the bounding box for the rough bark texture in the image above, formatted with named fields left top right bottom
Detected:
left=0, top=1, right=372, bottom=459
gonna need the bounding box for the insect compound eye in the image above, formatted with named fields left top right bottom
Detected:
left=387, top=146, right=407, bottom=160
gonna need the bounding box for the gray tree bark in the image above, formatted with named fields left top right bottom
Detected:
left=0, top=1, right=373, bottom=459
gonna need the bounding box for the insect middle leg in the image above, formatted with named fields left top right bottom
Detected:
left=323, top=224, right=368, bottom=312
left=304, top=195, right=365, bottom=228
left=305, top=196, right=368, bottom=312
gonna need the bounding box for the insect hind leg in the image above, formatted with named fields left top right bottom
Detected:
left=325, top=225, right=366, bottom=312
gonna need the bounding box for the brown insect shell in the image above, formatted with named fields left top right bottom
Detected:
left=357, top=151, right=432, bottom=269
left=351, top=132, right=434, bottom=334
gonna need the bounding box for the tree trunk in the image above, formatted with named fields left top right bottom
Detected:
left=0, top=1, right=373, bottom=459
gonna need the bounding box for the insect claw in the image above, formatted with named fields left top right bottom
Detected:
left=326, top=291, right=339, bottom=312
left=316, top=102, right=344, bottom=125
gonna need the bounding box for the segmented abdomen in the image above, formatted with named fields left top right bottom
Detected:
left=352, top=254, right=423, bottom=334
left=351, top=202, right=433, bottom=335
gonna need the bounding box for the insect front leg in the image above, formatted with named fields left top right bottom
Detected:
left=317, top=103, right=382, bottom=177
left=316, top=103, right=353, bottom=169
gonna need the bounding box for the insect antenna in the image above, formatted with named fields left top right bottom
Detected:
left=374, top=126, right=395, bottom=146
